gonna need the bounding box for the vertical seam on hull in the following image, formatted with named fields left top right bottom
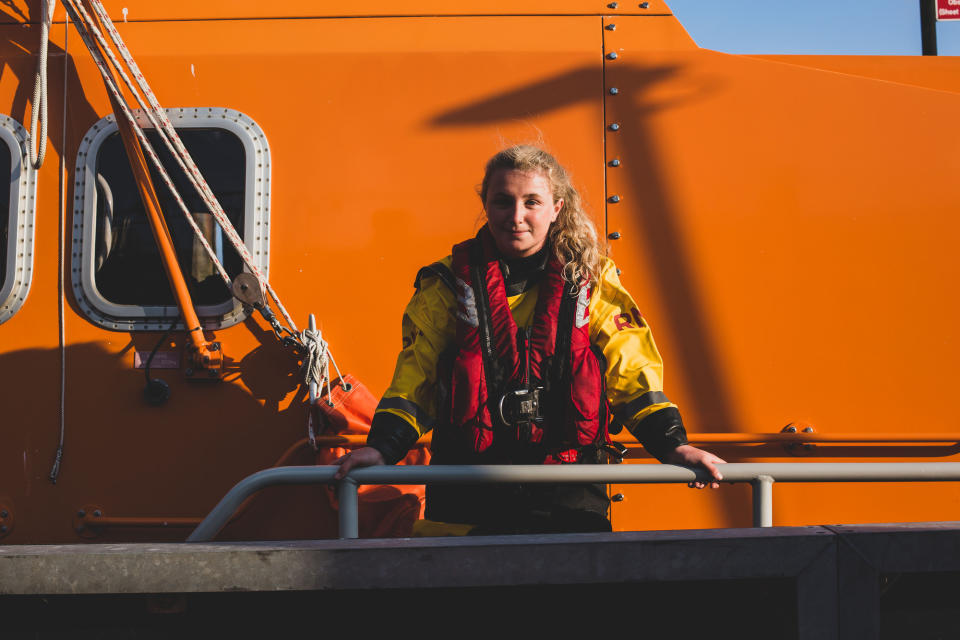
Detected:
left=600, top=15, right=609, bottom=258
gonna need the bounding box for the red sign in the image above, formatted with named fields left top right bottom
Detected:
left=938, top=0, right=960, bottom=20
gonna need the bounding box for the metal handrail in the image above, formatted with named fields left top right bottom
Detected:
left=185, top=462, right=960, bottom=541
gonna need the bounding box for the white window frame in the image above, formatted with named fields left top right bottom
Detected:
left=0, top=115, right=38, bottom=325
left=72, top=107, right=270, bottom=331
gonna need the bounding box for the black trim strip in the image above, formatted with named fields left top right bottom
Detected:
left=613, top=390, right=670, bottom=426
left=377, top=396, right=435, bottom=429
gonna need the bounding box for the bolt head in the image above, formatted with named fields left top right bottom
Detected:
left=605, top=23, right=616, bottom=30
left=608, top=123, right=620, bottom=131
left=0, top=510, right=7, bottom=518
left=608, top=231, right=622, bottom=239
left=609, top=87, right=619, bottom=95
left=608, top=195, right=621, bottom=204
left=612, top=493, right=625, bottom=502
left=640, top=1, right=649, bottom=7
left=77, top=510, right=86, bottom=518
left=608, top=2, right=618, bottom=8
left=0, top=526, right=7, bottom=533
left=93, top=510, right=102, bottom=518
left=609, top=159, right=621, bottom=167
left=607, top=52, right=618, bottom=60
left=616, top=268, right=622, bottom=275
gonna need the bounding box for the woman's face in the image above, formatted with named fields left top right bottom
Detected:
left=484, top=169, right=562, bottom=259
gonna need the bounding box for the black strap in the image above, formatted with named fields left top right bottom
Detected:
left=414, top=261, right=456, bottom=292
left=536, top=284, right=577, bottom=452
left=468, top=238, right=507, bottom=426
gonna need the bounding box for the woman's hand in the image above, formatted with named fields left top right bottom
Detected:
left=665, top=444, right=726, bottom=489
left=333, top=446, right=385, bottom=480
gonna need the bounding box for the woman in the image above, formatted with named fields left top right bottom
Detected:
left=335, top=145, right=723, bottom=534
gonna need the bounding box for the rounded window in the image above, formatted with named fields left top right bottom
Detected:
left=72, top=108, right=270, bottom=331
left=0, top=114, right=38, bottom=325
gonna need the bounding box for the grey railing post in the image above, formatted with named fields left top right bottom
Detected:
left=752, top=475, right=774, bottom=527
left=338, top=477, right=359, bottom=539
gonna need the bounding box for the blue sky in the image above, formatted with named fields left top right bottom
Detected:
left=667, top=0, right=960, bottom=55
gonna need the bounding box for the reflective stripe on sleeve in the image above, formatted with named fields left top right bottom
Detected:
left=613, top=390, right=670, bottom=426
left=376, top=396, right=436, bottom=430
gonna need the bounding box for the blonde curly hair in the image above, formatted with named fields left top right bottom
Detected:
left=479, top=145, right=603, bottom=287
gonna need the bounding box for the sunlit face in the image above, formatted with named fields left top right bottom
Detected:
left=483, top=169, right=562, bottom=259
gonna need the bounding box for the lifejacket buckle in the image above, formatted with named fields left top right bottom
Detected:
left=601, top=442, right=628, bottom=464
left=497, top=387, right=544, bottom=426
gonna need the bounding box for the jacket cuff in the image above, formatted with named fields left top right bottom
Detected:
left=367, top=412, right=421, bottom=465
left=627, top=406, right=689, bottom=463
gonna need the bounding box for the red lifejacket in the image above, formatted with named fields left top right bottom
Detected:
left=446, top=229, right=610, bottom=464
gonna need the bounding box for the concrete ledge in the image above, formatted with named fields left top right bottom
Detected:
left=7, top=523, right=960, bottom=639
left=0, top=526, right=833, bottom=595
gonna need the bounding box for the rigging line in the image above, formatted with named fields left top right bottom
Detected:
left=74, top=0, right=229, bottom=278
left=61, top=0, right=230, bottom=288
left=86, top=0, right=298, bottom=335
left=67, top=1, right=347, bottom=389
left=72, top=0, right=299, bottom=338
left=50, top=7, right=69, bottom=484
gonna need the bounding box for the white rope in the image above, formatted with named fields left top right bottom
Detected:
left=84, top=0, right=298, bottom=335
left=28, top=0, right=56, bottom=169
left=62, top=0, right=351, bottom=401
left=61, top=0, right=231, bottom=288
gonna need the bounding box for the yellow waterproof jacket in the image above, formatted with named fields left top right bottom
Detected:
left=376, top=256, right=681, bottom=446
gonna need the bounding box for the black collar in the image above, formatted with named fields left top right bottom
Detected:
left=500, top=246, right=550, bottom=296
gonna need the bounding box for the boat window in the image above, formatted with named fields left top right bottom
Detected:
left=72, top=108, right=270, bottom=331
left=0, top=137, right=8, bottom=287
left=0, top=115, right=37, bottom=325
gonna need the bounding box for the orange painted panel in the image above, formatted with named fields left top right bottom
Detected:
left=603, top=16, right=960, bottom=530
